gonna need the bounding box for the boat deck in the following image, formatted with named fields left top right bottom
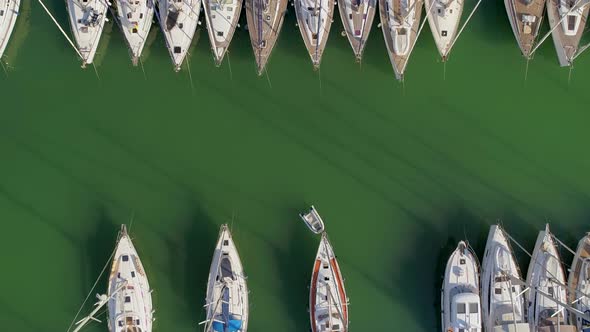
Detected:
left=245, top=0, right=288, bottom=75
left=546, top=0, right=589, bottom=66
left=295, top=0, right=336, bottom=69
left=506, top=0, right=546, bottom=57
left=338, top=0, right=377, bottom=61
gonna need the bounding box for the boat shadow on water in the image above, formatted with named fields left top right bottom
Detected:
left=1, top=0, right=31, bottom=71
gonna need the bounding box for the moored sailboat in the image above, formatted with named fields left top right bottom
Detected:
left=0, top=0, right=20, bottom=59
left=338, top=0, right=376, bottom=61
left=567, top=233, right=590, bottom=331
left=504, top=0, right=546, bottom=58
left=203, top=0, right=243, bottom=66
left=481, top=225, right=529, bottom=332
left=310, top=232, right=348, bottom=332
left=294, top=0, right=335, bottom=69
left=546, top=0, right=590, bottom=66
left=71, top=225, right=154, bottom=332
left=379, top=0, right=424, bottom=80
left=245, top=0, right=288, bottom=75
left=526, top=224, right=576, bottom=332
left=66, top=0, right=109, bottom=67
left=202, top=224, right=249, bottom=332
left=424, top=0, right=463, bottom=60
left=113, top=0, right=154, bottom=65
left=441, top=240, right=481, bottom=332
left=157, top=0, right=201, bottom=71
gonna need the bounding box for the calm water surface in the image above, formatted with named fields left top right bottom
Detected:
left=1, top=1, right=590, bottom=331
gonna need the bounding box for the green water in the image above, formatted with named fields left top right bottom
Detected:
left=2, top=0, right=590, bottom=331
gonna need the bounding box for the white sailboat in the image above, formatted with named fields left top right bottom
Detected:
left=299, top=205, right=325, bottom=234
left=337, top=0, right=376, bottom=61
left=441, top=241, right=481, bottom=332
left=309, top=232, right=349, bottom=332
left=0, top=0, right=20, bottom=59
left=71, top=225, right=154, bottom=332
left=202, top=224, right=249, bottom=332
left=203, top=0, right=243, bottom=66
left=481, top=225, right=529, bottom=332
left=424, top=0, right=463, bottom=60
left=526, top=224, right=576, bottom=332
left=294, top=0, right=335, bottom=68
left=114, top=0, right=154, bottom=65
left=568, top=233, right=590, bottom=331
left=66, top=0, right=109, bottom=67
left=157, top=0, right=201, bottom=71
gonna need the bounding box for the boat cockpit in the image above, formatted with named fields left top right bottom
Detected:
left=117, top=315, right=143, bottom=332
left=316, top=312, right=344, bottom=331
left=451, top=293, right=481, bottom=331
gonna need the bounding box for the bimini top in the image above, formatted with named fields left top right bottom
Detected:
left=212, top=315, right=243, bottom=332
left=451, top=293, right=481, bottom=330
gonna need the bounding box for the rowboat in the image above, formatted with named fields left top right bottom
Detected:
left=424, top=0, right=463, bottom=60
left=294, top=0, right=335, bottom=69
left=567, top=233, right=590, bottom=331
left=441, top=241, right=482, bottom=332
left=0, top=0, right=20, bottom=59
left=310, top=233, right=348, bottom=332
left=72, top=225, right=154, bottom=332
left=546, top=0, right=590, bottom=66
left=245, top=0, right=288, bottom=75
left=337, top=0, right=376, bottom=61
left=526, top=224, right=576, bottom=332
left=157, top=0, right=201, bottom=71
left=113, top=0, right=154, bottom=65
left=379, top=0, right=424, bottom=80
left=299, top=205, right=325, bottom=234
left=481, top=225, right=529, bottom=332
left=203, top=224, right=249, bottom=332
left=504, top=0, right=546, bottom=58
left=203, top=0, right=243, bottom=66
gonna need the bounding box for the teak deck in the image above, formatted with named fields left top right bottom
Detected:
left=546, top=0, right=590, bottom=66
left=295, top=0, right=336, bottom=69
left=338, top=0, right=377, bottom=61
left=505, top=0, right=546, bottom=57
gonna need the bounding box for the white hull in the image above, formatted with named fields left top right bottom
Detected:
left=568, top=234, right=590, bottom=331
left=204, top=225, right=249, bottom=332
left=67, top=0, right=109, bottom=65
left=441, top=241, right=481, bottom=332
left=107, top=225, right=154, bottom=332
left=158, top=0, right=201, bottom=71
left=294, top=0, right=335, bottom=68
left=481, top=225, right=529, bottom=332
left=526, top=224, right=575, bottom=331
left=0, top=0, right=19, bottom=58
left=337, top=0, right=376, bottom=60
left=114, top=0, right=154, bottom=64
left=203, top=0, right=243, bottom=66
left=309, top=233, right=348, bottom=332
left=424, top=0, right=463, bottom=59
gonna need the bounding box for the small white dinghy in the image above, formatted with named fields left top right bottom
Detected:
left=203, top=0, right=243, bottom=66
left=568, top=233, right=590, bottom=331
left=114, top=0, right=154, bottom=65
left=72, top=225, right=154, bottom=332
left=309, top=233, right=349, bottom=332
left=526, top=224, right=577, bottom=332
left=0, top=0, right=20, bottom=59
left=203, top=224, right=249, bottom=332
left=481, top=225, right=529, bottom=332
left=157, top=0, right=201, bottom=71
left=338, top=0, right=376, bottom=61
left=299, top=205, right=325, bottom=234
left=424, top=0, right=463, bottom=60
left=294, top=0, right=335, bottom=68
left=441, top=241, right=482, bottom=332
left=66, top=0, right=109, bottom=66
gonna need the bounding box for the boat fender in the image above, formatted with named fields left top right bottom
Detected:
left=377, top=23, right=382, bottom=28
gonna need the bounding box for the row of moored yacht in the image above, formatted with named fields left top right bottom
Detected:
left=1, top=0, right=589, bottom=76
left=443, top=224, right=590, bottom=332
left=69, top=206, right=349, bottom=332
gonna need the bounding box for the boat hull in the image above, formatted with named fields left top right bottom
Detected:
left=158, top=0, right=201, bottom=71
left=504, top=0, right=546, bottom=58
left=66, top=0, right=109, bottom=65
left=338, top=0, right=376, bottom=61
left=567, top=234, right=590, bottom=331
left=310, top=233, right=348, bottom=332
left=203, top=0, right=243, bottom=66
left=114, top=0, right=154, bottom=65
left=379, top=0, right=424, bottom=80
left=0, top=0, right=20, bottom=58
left=546, top=0, right=589, bottom=66
left=245, top=0, right=288, bottom=75
left=294, top=0, right=335, bottom=68
left=424, top=0, right=463, bottom=59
